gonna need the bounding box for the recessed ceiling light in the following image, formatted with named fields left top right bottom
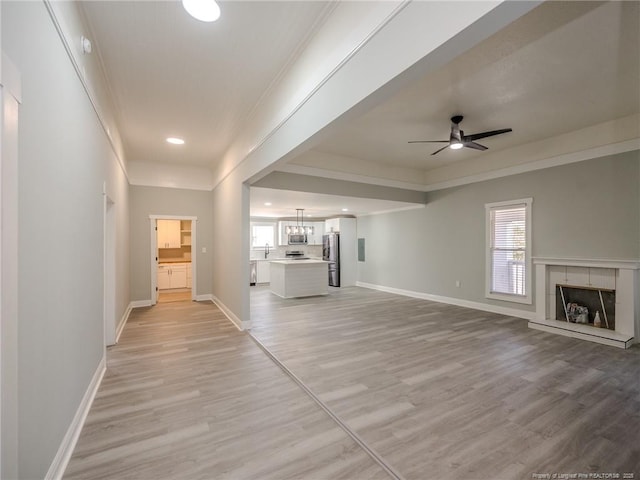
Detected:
left=182, top=0, right=221, bottom=22
left=264, top=202, right=272, bottom=206
left=341, top=208, right=349, bottom=212
left=166, top=137, right=185, bottom=145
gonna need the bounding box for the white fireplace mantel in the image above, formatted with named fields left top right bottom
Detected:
left=530, top=257, right=640, bottom=349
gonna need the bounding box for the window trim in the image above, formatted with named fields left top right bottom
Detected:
left=250, top=221, right=276, bottom=250
left=485, top=198, right=533, bottom=305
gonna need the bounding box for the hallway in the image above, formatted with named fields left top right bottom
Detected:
left=64, top=301, right=387, bottom=479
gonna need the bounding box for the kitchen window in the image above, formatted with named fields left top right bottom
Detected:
left=251, top=222, right=276, bottom=249
left=485, top=198, right=532, bottom=304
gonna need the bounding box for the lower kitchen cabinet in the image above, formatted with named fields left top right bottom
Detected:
left=256, top=260, right=270, bottom=284
left=158, top=263, right=189, bottom=289
left=157, top=265, right=171, bottom=290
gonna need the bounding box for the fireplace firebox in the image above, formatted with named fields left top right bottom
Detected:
left=555, top=284, right=615, bottom=331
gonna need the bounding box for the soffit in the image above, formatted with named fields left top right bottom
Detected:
left=290, top=1, right=640, bottom=180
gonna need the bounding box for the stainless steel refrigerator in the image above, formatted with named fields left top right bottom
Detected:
left=322, top=233, right=340, bottom=287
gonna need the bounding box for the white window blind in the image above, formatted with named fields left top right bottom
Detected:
left=486, top=198, right=532, bottom=304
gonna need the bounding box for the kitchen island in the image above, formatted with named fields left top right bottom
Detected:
left=269, top=259, right=329, bottom=298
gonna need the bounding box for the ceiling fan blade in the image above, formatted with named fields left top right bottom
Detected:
left=431, top=145, right=451, bottom=156
left=464, top=128, right=512, bottom=142
left=408, top=140, right=449, bottom=144
left=464, top=141, right=488, bottom=151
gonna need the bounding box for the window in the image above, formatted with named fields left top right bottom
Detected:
left=251, top=222, right=275, bottom=249
left=486, top=198, right=532, bottom=304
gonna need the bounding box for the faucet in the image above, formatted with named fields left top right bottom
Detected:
left=264, top=243, right=270, bottom=259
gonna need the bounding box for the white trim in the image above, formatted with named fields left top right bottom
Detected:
left=148, top=214, right=198, bottom=221
left=277, top=164, right=427, bottom=192
left=356, top=204, right=425, bottom=217
left=213, top=1, right=411, bottom=191
left=533, top=257, right=640, bottom=270
left=130, top=299, right=153, bottom=308
left=150, top=215, right=198, bottom=302
left=45, top=356, right=106, bottom=480
left=528, top=319, right=633, bottom=349
left=150, top=219, right=157, bottom=304
left=211, top=295, right=246, bottom=331
left=485, top=197, right=533, bottom=305
left=195, top=294, right=214, bottom=303
left=356, top=281, right=536, bottom=321
left=277, top=139, right=640, bottom=195
left=423, top=138, right=640, bottom=193
left=114, top=303, right=133, bottom=344
left=42, top=1, right=128, bottom=182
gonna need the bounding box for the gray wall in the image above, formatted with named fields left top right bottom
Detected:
left=212, top=171, right=250, bottom=327
left=129, top=186, right=214, bottom=301
left=2, top=2, right=130, bottom=477
left=357, top=152, right=640, bottom=313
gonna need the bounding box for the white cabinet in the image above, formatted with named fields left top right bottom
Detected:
left=171, top=264, right=187, bottom=288
left=157, top=220, right=181, bottom=249
left=157, top=263, right=189, bottom=290
left=256, top=260, right=270, bottom=284
left=186, top=263, right=192, bottom=288
left=307, top=222, right=325, bottom=245
left=157, top=265, right=171, bottom=290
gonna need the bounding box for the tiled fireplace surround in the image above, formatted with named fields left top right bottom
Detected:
left=530, top=258, right=640, bottom=349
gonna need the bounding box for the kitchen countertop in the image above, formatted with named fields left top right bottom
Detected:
left=158, top=260, right=191, bottom=264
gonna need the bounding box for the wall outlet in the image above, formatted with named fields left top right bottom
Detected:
left=455, top=280, right=461, bottom=288
left=202, top=247, right=207, bottom=253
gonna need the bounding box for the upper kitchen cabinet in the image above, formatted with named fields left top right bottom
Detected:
left=180, top=220, right=192, bottom=247
left=157, top=219, right=181, bottom=249
left=307, top=222, right=325, bottom=245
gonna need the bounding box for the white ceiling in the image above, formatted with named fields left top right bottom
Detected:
left=250, top=187, right=420, bottom=218
left=81, top=0, right=334, bottom=167
left=292, top=1, right=639, bottom=176
left=82, top=1, right=639, bottom=218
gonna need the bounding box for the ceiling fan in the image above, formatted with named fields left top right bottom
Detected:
left=409, top=115, right=512, bottom=156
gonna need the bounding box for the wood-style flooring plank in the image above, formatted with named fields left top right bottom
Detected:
left=64, top=300, right=389, bottom=480
left=250, top=285, right=640, bottom=480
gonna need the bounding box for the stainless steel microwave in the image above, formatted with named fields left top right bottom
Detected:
left=288, top=234, right=308, bottom=245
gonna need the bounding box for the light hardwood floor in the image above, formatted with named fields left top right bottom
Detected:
left=250, top=286, right=640, bottom=480
left=65, top=287, right=640, bottom=480
left=64, top=300, right=388, bottom=479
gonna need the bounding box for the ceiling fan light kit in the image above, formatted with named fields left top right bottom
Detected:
left=409, top=115, right=512, bottom=156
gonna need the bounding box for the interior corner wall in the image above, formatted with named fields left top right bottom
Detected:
left=2, top=2, right=130, bottom=478
left=211, top=170, right=250, bottom=328
left=357, top=152, right=640, bottom=314
left=129, top=185, right=214, bottom=302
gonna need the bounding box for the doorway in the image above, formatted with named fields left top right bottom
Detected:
left=150, top=215, right=197, bottom=305
left=104, top=194, right=116, bottom=345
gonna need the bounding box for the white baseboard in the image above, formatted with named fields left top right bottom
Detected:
left=45, top=356, right=106, bottom=480
left=195, top=293, right=214, bottom=303
left=356, top=281, right=536, bottom=321
left=130, top=299, right=152, bottom=308
left=211, top=295, right=246, bottom=331
left=114, top=303, right=133, bottom=344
